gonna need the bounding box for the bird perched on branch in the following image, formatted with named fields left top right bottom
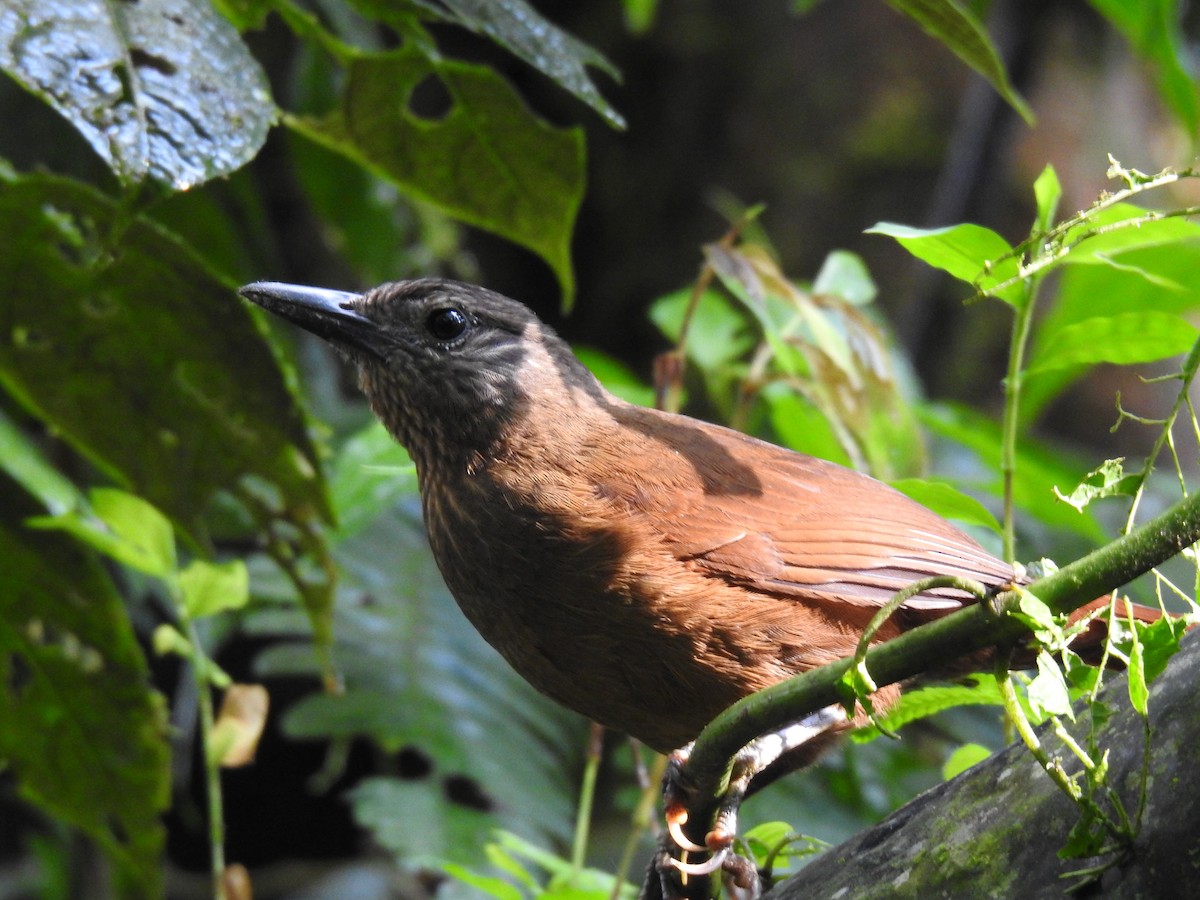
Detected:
left=241, top=278, right=1162, bottom=893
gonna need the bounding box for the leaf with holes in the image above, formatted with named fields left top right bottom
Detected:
left=293, top=45, right=585, bottom=304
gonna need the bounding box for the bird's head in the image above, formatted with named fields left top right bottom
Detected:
left=239, top=278, right=593, bottom=469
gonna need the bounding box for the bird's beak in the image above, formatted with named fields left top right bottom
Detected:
left=239, top=281, right=390, bottom=360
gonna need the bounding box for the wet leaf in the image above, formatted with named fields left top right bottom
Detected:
left=0, top=0, right=273, bottom=189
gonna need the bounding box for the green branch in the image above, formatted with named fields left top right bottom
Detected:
left=679, top=486, right=1200, bottom=820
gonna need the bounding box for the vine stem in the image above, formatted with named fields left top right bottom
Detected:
left=181, top=613, right=226, bottom=900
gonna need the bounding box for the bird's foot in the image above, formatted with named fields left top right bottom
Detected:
left=652, top=707, right=849, bottom=898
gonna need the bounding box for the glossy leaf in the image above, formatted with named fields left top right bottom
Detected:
left=404, top=0, right=624, bottom=128
left=0, top=0, right=273, bottom=189
left=293, top=45, right=585, bottom=304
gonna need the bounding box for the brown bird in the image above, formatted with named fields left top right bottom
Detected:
left=240, top=278, right=1160, bottom=882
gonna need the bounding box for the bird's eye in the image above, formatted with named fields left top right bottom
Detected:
left=426, top=307, right=469, bottom=342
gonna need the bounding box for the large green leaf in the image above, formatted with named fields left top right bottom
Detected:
left=292, top=44, right=586, bottom=304
left=1026, top=312, right=1198, bottom=375
left=0, top=0, right=273, bottom=189
left=0, top=477, right=169, bottom=897
left=1022, top=240, right=1200, bottom=424
left=251, top=502, right=587, bottom=865
left=0, top=172, right=330, bottom=539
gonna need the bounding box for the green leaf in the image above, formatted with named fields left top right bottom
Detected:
left=851, top=676, right=1005, bottom=742
left=0, top=478, right=169, bottom=896
left=1027, top=652, right=1073, bottom=720
left=91, top=488, right=177, bottom=576
left=1026, top=312, right=1198, bottom=374
left=180, top=559, right=249, bottom=619
left=574, top=347, right=656, bottom=408
left=812, top=250, right=877, bottom=305
left=328, top=421, right=417, bottom=540
left=890, top=478, right=1001, bottom=534
left=942, top=742, right=992, bottom=780
left=1009, top=590, right=1062, bottom=647
left=763, top=384, right=853, bottom=467
left=292, top=45, right=585, bottom=304
left=1033, top=165, right=1061, bottom=233
left=1052, top=458, right=1141, bottom=512
left=1023, top=239, right=1200, bottom=422
left=1126, top=624, right=1148, bottom=716
left=1088, top=0, right=1199, bottom=136
left=866, top=221, right=1023, bottom=304
left=0, top=172, right=330, bottom=536
left=29, top=488, right=177, bottom=580
left=0, top=409, right=78, bottom=515
left=0, top=0, right=272, bottom=189
left=440, top=860, right=525, bottom=900
left=405, top=0, right=624, bottom=128
left=883, top=0, right=1033, bottom=123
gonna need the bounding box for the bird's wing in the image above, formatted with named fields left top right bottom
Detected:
left=612, top=407, right=1015, bottom=612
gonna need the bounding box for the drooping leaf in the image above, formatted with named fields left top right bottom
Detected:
left=0, top=0, right=273, bottom=189
left=882, top=0, right=1033, bottom=123
left=1027, top=652, right=1073, bottom=720
left=402, top=0, right=624, bottom=128
left=292, top=45, right=585, bottom=304
left=0, top=478, right=169, bottom=897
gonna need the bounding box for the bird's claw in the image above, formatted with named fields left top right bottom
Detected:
left=667, top=847, right=730, bottom=877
